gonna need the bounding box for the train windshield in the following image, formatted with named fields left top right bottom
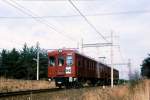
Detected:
left=58, top=56, right=64, bottom=66
left=66, top=56, right=73, bottom=66
left=49, top=56, right=55, bottom=66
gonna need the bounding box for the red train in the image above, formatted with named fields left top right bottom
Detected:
left=48, top=49, right=119, bottom=88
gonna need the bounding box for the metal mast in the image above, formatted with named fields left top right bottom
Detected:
left=36, top=42, right=39, bottom=80
left=111, top=31, right=114, bottom=88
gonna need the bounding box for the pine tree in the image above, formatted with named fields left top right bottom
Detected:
left=0, top=43, right=48, bottom=80
left=0, top=49, right=9, bottom=77
left=141, top=54, right=150, bottom=78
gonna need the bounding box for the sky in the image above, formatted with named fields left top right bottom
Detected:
left=0, top=0, right=150, bottom=79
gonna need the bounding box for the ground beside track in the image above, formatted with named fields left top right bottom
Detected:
left=0, top=80, right=149, bottom=100
left=0, top=77, right=55, bottom=93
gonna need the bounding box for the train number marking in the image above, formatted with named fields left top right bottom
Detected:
left=65, top=67, right=71, bottom=74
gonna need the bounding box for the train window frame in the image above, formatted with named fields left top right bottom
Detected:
left=87, top=60, right=89, bottom=69
left=84, top=60, right=86, bottom=68
left=49, top=56, right=56, bottom=66
left=58, top=56, right=64, bottom=66
left=78, top=59, right=81, bottom=67
left=66, top=55, right=73, bottom=66
left=89, top=61, right=91, bottom=70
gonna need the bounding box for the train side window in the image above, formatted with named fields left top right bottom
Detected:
left=49, top=56, right=55, bottom=66
left=89, top=62, right=90, bottom=70
left=78, top=60, right=81, bottom=67
left=91, top=62, right=92, bottom=70
left=84, top=60, right=86, bottom=67
left=87, top=61, right=89, bottom=69
left=89, top=61, right=91, bottom=70
left=58, top=57, right=64, bottom=66
left=92, top=62, right=94, bottom=70
left=89, top=61, right=90, bottom=69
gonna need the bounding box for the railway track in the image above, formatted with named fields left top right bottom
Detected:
left=0, top=88, right=64, bottom=97
left=0, top=85, right=106, bottom=98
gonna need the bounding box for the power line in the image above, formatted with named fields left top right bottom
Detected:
left=1, top=10, right=150, bottom=19
left=91, top=10, right=150, bottom=16
left=68, top=0, right=109, bottom=42
left=10, top=0, right=106, bottom=1
left=3, top=0, right=76, bottom=42
left=12, top=0, right=76, bottom=41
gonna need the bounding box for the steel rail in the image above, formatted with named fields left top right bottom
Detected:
left=0, top=88, right=64, bottom=97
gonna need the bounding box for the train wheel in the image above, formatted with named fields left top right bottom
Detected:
left=71, top=82, right=82, bottom=88
left=58, top=84, right=62, bottom=88
left=65, top=83, right=71, bottom=89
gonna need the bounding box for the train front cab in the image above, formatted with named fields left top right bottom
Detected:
left=48, top=50, right=77, bottom=88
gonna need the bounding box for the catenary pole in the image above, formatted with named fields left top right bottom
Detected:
left=37, top=42, right=39, bottom=80
left=81, top=38, right=84, bottom=53
left=111, top=31, right=114, bottom=88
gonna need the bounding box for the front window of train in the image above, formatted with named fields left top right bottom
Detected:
left=49, top=56, right=55, bottom=66
left=58, top=57, right=64, bottom=66
left=66, top=56, right=73, bottom=66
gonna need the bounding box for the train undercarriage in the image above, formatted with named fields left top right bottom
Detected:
left=54, top=77, right=119, bottom=88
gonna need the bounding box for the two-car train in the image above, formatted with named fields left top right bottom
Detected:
left=48, top=49, right=119, bottom=88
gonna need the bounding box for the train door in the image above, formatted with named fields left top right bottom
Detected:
left=66, top=55, right=73, bottom=74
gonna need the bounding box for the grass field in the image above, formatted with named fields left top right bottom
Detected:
left=0, top=78, right=149, bottom=100
left=80, top=80, right=150, bottom=100
left=0, top=77, right=55, bottom=93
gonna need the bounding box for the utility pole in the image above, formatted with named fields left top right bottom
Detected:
left=111, top=31, right=114, bottom=88
left=36, top=42, right=39, bottom=80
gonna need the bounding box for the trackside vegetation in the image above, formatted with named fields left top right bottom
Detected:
left=141, top=54, right=150, bottom=78
left=0, top=43, right=48, bottom=80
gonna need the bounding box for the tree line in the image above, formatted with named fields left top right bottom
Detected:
left=141, top=54, right=150, bottom=78
left=0, top=44, right=48, bottom=80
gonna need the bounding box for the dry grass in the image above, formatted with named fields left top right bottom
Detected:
left=0, top=78, right=149, bottom=100
left=46, top=79, right=149, bottom=100
left=80, top=80, right=150, bottom=100
left=0, top=77, right=55, bottom=93
left=80, top=86, right=128, bottom=100
left=127, top=79, right=150, bottom=100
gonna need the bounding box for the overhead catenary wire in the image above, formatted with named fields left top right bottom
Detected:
left=13, top=0, right=97, bottom=1
left=68, top=0, right=109, bottom=43
left=1, top=10, right=150, bottom=19
left=3, top=0, right=76, bottom=42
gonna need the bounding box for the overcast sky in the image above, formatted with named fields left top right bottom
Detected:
left=0, top=0, right=150, bottom=79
